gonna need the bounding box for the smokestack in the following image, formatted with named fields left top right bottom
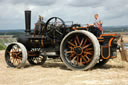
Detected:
left=25, top=10, right=31, bottom=34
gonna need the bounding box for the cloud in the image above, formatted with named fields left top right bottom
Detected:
left=0, top=0, right=128, bottom=29
left=68, top=0, right=104, bottom=7
left=1, top=0, right=57, bottom=6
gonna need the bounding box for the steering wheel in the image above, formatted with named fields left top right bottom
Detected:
left=45, top=17, right=65, bottom=40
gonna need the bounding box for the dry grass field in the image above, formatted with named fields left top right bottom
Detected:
left=0, top=50, right=128, bottom=85
left=0, top=32, right=128, bottom=85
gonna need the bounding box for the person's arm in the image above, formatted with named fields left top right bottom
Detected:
left=99, top=20, right=103, bottom=25
left=87, top=24, right=94, bottom=26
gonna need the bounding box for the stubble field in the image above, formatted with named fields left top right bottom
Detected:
left=0, top=50, right=128, bottom=85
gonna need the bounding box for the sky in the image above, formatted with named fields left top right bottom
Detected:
left=0, top=0, right=128, bottom=30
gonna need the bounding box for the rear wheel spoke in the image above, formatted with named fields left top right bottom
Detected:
left=86, top=48, right=93, bottom=51
left=74, top=40, right=78, bottom=46
left=83, top=39, right=87, bottom=46
left=76, top=56, right=79, bottom=65
left=69, top=53, right=75, bottom=58
left=79, top=57, right=83, bottom=66
left=83, top=43, right=92, bottom=49
left=76, top=36, right=80, bottom=44
left=71, top=56, right=77, bottom=64
left=81, top=55, right=88, bottom=64
left=80, top=38, right=84, bottom=46
left=84, top=55, right=91, bottom=62
left=66, top=51, right=75, bottom=54
left=86, top=52, right=93, bottom=55
left=68, top=41, right=75, bottom=47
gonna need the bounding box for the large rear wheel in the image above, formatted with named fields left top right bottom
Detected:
left=60, top=30, right=100, bottom=70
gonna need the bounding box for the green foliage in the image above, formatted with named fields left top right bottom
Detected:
left=0, top=43, right=5, bottom=50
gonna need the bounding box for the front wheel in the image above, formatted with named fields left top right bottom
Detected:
left=5, top=42, right=28, bottom=68
left=60, top=30, right=100, bottom=70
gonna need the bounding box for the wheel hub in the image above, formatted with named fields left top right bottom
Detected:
left=74, top=47, right=83, bottom=55
left=11, top=52, right=17, bottom=57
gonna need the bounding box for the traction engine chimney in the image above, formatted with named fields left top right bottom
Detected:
left=25, top=10, right=31, bottom=34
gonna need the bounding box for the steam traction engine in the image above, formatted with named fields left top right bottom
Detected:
left=5, top=10, right=126, bottom=70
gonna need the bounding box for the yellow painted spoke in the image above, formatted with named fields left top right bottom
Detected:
left=17, top=59, right=21, bottom=64
left=86, top=48, right=93, bottom=51
left=81, top=55, right=88, bottom=63
left=80, top=38, right=84, bottom=46
left=68, top=41, right=75, bottom=47
left=86, top=52, right=93, bottom=55
left=17, top=56, right=22, bottom=59
left=76, top=36, right=80, bottom=44
left=84, top=55, right=91, bottom=62
left=71, top=56, right=77, bottom=64
left=69, top=54, right=75, bottom=58
left=69, top=46, right=73, bottom=51
left=79, top=57, right=83, bottom=66
left=83, top=39, right=87, bottom=46
left=77, top=56, right=79, bottom=65
left=66, top=51, right=74, bottom=54
left=83, top=43, right=92, bottom=49
left=74, top=40, right=78, bottom=46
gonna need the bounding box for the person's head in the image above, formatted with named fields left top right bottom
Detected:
left=94, top=14, right=99, bottom=20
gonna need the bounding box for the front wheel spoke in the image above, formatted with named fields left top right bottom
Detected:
left=17, top=52, right=22, bottom=55
left=12, top=58, right=16, bottom=64
left=12, top=48, right=15, bottom=51
left=17, top=56, right=22, bottom=59
left=17, top=53, right=22, bottom=57
left=83, top=43, right=92, bottom=49
left=14, top=58, right=18, bottom=64
left=7, top=51, right=10, bottom=54
left=68, top=41, right=75, bottom=47
left=9, top=57, right=13, bottom=61
left=15, top=58, right=18, bottom=64
left=17, top=59, right=21, bottom=64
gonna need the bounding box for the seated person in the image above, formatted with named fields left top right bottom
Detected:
left=87, top=14, right=103, bottom=36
